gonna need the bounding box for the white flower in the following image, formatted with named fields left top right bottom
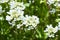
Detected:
left=49, top=8, right=56, bottom=14
left=54, top=2, right=60, bottom=7
left=6, top=15, right=13, bottom=21
left=7, top=9, right=24, bottom=18
left=0, top=0, right=9, bottom=3
left=44, top=24, right=54, bottom=33
left=9, top=1, right=25, bottom=10
left=6, top=1, right=26, bottom=28
left=23, top=15, right=39, bottom=29
left=47, top=0, right=55, bottom=5
left=53, top=26, right=58, bottom=33
left=6, top=9, right=24, bottom=27
left=54, top=0, right=60, bottom=7
left=44, top=24, right=58, bottom=38
left=9, top=1, right=18, bottom=9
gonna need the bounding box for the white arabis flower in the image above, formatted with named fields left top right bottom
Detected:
left=54, top=0, right=60, bottom=7
left=9, top=1, right=25, bottom=10
left=53, top=26, right=58, bottom=33
left=7, top=9, right=24, bottom=19
left=54, top=2, right=60, bottom=7
left=44, top=24, right=54, bottom=33
left=44, top=24, right=58, bottom=38
left=6, top=1, right=26, bottom=29
left=49, top=8, right=56, bottom=14
left=6, top=9, right=24, bottom=27
left=23, top=15, right=39, bottom=29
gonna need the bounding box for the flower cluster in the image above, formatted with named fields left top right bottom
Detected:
left=49, top=8, right=56, bottom=14
left=6, top=1, right=25, bottom=27
left=6, top=1, right=39, bottom=30
left=44, top=22, right=60, bottom=38
left=22, top=15, right=39, bottom=30
left=44, top=24, right=58, bottom=38
left=9, top=1, right=25, bottom=10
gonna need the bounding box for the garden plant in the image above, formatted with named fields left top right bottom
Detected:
left=0, top=0, right=60, bottom=40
